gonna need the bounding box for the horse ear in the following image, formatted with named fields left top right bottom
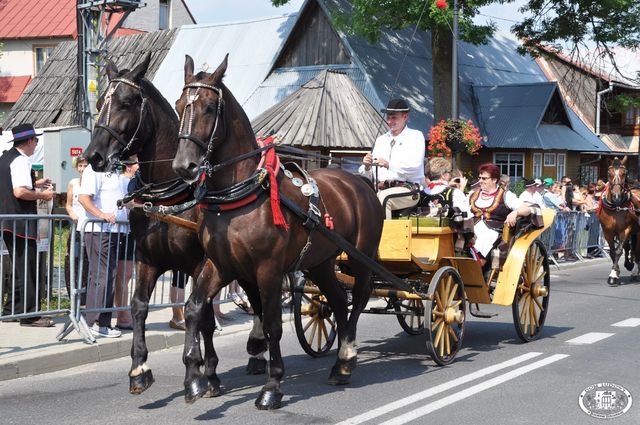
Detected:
left=184, top=55, right=194, bottom=84
left=131, top=52, right=151, bottom=82
left=622, top=155, right=628, bottom=165
left=210, top=53, right=228, bottom=84
left=106, top=59, right=118, bottom=81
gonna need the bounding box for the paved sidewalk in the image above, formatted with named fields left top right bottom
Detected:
left=0, top=257, right=608, bottom=382
left=0, top=301, right=260, bottom=381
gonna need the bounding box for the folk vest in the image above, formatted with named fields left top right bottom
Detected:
left=469, top=188, right=511, bottom=232
left=423, top=187, right=454, bottom=215
left=0, top=147, right=38, bottom=239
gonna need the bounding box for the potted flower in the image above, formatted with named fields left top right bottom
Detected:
left=427, top=119, right=483, bottom=157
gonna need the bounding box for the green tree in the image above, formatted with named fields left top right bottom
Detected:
left=272, top=0, right=640, bottom=120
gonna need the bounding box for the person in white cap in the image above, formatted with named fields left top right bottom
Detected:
left=359, top=98, right=425, bottom=219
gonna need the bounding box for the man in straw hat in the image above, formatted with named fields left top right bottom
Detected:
left=0, top=123, right=55, bottom=327
left=359, top=98, right=425, bottom=218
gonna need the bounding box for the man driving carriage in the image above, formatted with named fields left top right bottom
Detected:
left=359, top=98, right=425, bottom=219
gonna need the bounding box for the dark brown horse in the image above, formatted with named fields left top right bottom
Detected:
left=172, top=54, right=384, bottom=409
left=83, top=54, right=267, bottom=396
left=598, top=156, right=640, bottom=285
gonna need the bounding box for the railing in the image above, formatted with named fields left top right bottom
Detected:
left=538, top=210, right=604, bottom=267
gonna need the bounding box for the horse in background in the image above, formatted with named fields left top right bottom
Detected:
left=83, top=54, right=267, bottom=397
left=171, top=54, right=384, bottom=409
left=598, top=156, right=640, bottom=286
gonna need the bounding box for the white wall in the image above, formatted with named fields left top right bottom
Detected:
left=0, top=37, right=71, bottom=77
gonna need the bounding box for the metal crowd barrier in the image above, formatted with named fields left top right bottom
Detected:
left=0, top=214, right=74, bottom=326
left=538, top=210, right=604, bottom=268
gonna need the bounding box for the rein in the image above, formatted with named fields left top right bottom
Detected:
left=94, top=77, right=148, bottom=162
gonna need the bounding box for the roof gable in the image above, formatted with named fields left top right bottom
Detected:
left=252, top=69, right=384, bottom=149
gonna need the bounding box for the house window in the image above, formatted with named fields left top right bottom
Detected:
left=543, top=153, right=556, bottom=167
left=625, top=107, right=639, bottom=126
left=34, top=45, right=56, bottom=75
left=557, top=153, right=566, bottom=181
left=533, top=153, right=542, bottom=178
left=159, top=0, right=170, bottom=30
left=580, top=165, right=598, bottom=185
left=494, top=152, right=524, bottom=182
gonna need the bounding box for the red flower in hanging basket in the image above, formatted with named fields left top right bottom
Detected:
left=427, top=119, right=483, bottom=158
left=436, top=0, right=448, bottom=10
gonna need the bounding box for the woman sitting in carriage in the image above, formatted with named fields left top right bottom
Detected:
left=468, top=163, right=534, bottom=269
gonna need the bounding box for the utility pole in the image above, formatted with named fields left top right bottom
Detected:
left=451, top=0, right=460, bottom=169
left=76, top=0, right=144, bottom=129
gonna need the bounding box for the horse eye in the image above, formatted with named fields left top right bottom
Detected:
left=205, top=103, right=217, bottom=114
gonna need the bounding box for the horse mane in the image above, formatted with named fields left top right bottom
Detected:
left=140, top=78, right=179, bottom=125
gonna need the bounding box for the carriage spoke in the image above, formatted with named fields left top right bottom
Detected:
left=307, top=319, right=318, bottom=342
left=448, top=326, right=459, bottom=343
left=431, top=317, right=443, bottom=332
left=447, top=283, right=459, bottom=306
left=444, top=325, right=451, bottom=356
left=533, top=295, right=544, bottom=312
left=303, top=315, right=315, bottom=332
left=434, top=320, right=445, bottom=348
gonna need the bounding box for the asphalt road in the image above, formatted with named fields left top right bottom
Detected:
left=1, top=260, right=640, bottom=424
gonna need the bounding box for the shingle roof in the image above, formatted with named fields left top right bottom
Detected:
left=2, top=29, right=177, bottom=129
left=0, top=76, right=32, bottom=103
left=251, top=69, right=384, bottom=149
left=0, top=0, right=77, bottom=39
left=474, top=82, right=609, bottom=152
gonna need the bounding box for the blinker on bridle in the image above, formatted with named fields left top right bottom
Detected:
left=178, top=82, right=224, bottom=176
left=93, top=77, right=148, bottom=164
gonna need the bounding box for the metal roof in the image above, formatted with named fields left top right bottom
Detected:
left=251, top=69, right=385, bottom=149
left=152, top=14, right=299, bottom=108
left=0, top=0, right=76, bottom=39
left=473, top=82, right=609, bottom=152
left=599, top=134, right=640, bottom=154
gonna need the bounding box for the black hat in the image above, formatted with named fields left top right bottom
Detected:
left=381, top=98, right=410, bottom=114
left=9, top=123, right=42, bottom=143
left=523, top=178, right=542, bottom=188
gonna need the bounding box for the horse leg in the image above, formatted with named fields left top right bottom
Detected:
left=183, top=260, right=224, bottom=404
left=608, top=234, right=623, bottom=286
left=624, top=238, right=634, bottom=271
left=254, top=269, right=286, bottom=410
left=199, top=297, right=223, bottom=398
left=235, top=281, right=266, bottom=374
left=306, top=261, right=351, bottom=385
left=129, top=262, right=160, bottom=394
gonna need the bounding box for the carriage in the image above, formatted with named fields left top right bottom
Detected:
left=293, top=209, right=555, bottom=365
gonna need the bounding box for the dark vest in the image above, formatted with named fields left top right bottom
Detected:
left=0, top=147, right=38, bottom=239
left=469, top=188, right=511, bottom=231
left=422, top=187, right=454, bottom=216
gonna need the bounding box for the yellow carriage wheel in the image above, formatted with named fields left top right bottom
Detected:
left=394, top=298, right=425, bottom=335
left=293, top=280, right=337, bottom=357
left=425, top=266, right=466, bottom=366
left=512, top=240, right=550, bottom=342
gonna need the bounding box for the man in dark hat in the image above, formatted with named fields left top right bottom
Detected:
left=359, top=98, right=426, bottom=218
left=519, top=177, right=544, bottom=206
left=0, top=123, right=55, bottom=326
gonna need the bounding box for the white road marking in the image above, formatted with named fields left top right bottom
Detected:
left=566, top=332, right=615, bottom=344
left=334, top=352, right=543, bottom=425
left=379, top=354, right=569, bottom=425
left=612, top=318, right=640, bottom=327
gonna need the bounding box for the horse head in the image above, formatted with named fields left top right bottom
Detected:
left=173, top=54, right=255, bottom=185
left=85, top=52, right=152, bottom=172
left=607, top=155, right=629, bottom=205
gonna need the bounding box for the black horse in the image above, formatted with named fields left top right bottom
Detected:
left=83, top=54, right=267, bottom=396
left=172, top=54, right=384, bottom=409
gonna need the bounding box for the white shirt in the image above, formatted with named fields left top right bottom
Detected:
left=79, top=165, right=130, bottom=233
left=9, top=150, right=33, bottom=189
left=359, top=126, right=425, bottom=185
left=519, top=189, right=544, bottom=207
left=424, top=180, right=469, bottom=215
left=70, top=178, right=88, bottom=231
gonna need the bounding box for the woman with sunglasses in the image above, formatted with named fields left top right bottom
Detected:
left=468, top=163, right=532, bottom=267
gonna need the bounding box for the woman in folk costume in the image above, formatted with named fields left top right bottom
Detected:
left=468, top=163, right=532, bottom=266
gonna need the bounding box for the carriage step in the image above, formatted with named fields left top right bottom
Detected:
left=469, top=303, right=498, bottom=318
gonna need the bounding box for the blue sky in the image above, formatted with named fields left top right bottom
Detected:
left=184, top=0, right=526, bottom=34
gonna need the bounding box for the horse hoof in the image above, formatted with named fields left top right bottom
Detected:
left=184, top=376, right=210, bottom=404
left=328, top=357, right=357, bottom=386
left=246, top=358, right=267, bottom=375
left=625, top=261, right=634, bottom=271
left=203, top=379, right=223, bottom=398
left=129, top=369, right=154, bottom=394
left=607, top=277, right=620, bottom=286
left=255, top=389, right=283, bottom=410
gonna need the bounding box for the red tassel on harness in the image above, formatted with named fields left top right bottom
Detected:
left=260, top=136, right=289, bottom=231
left=324, top=213, right=334, bottom=230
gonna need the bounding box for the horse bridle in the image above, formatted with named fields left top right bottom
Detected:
left=178, top=82, right=225, bottom=176
left=606, top=164, right=630, bottom=208
left=94, top=77, right=148, bottom=163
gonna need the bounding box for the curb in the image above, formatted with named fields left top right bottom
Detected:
left=554, top=257, right=608, bottom=270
